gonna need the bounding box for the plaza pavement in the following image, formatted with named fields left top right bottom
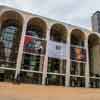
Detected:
left=0, top=82, right=100, bottom=100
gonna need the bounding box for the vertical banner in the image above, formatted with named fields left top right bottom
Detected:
left=2, top=26, right=17, bottom=62
left=48, top=40, right=68, bottom=60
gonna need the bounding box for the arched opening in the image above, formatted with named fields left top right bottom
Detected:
left=50, top=24, right=67, bottom=43
left=26, top=17, right=47, bottom=38
left=70, top=29, right=86, bottom=87
left=88, top=34, right=100, bottom=88
left=47, top=24, right=67, bottom=86
left=21, top=18, right=47, bottom=84
left=71, top=29, right=85, bottom=46
left=24, top=17, right=47, bottom=54
left=0, top=11, right=23, bottom=82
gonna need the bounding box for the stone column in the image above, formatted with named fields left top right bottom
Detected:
left=39, top=56, right=44, bottom=72
left=42, top=27, right=50, bottom=85
left=65, top=32, right=71, bottom=87
left=85, top=39, right=90, bottom=88
left=15, top=19, right=28, bottom=79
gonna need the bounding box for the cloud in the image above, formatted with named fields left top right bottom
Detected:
left=0, top=0, right=100, bottom=30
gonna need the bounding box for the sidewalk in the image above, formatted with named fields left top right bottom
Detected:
left=0, top=82, right=100, bottom=100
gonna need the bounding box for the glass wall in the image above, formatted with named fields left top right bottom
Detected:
left=20, top=18, right=47, bottom=84
left=0, top=11, right=23, bottom=82
left=88, top=34, right=100, bottom=88
left=47, top=24, right=67, bottom=86
left=70, top=29, right=86, bottom=87
left=0, top=11, right=23, bottom=68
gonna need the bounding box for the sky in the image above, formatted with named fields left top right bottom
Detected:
left=0, top=0, right=100, bottom=30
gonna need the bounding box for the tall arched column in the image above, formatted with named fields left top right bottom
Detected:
left=15, top=19, right=28, bottom=79
left=65, top=31, right=71, bottom=87
left=0, top=22, right=1, bottom=36
left=85, top=38, right=90, bottom=88
left=42, top=26, right=50, bottom=85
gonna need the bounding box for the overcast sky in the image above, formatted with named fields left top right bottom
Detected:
left=0, top=0, right=100, bottom=30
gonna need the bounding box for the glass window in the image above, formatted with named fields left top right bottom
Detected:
left=21, top=54, right=44, bottom=71
left=48, top=58, right=66, bottom=74
left=2, top=26, right=17, bottom=48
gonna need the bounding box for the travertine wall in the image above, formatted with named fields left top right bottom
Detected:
left=93, top=45, right=100, bottom=74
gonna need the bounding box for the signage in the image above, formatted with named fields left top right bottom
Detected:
left=48, top=40, right=68, bottom=60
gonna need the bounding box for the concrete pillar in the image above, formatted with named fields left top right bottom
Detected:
left=42, top=27, right=50, bottom=85
left=0, top=20, right=4, bottom=69
left=65, top=33, right=71, bottom=87
left=39, top=56, right=44, bottom=72
left=15, top=19, right=28, bottom=79
left=85, top=39, right=90, bottom=88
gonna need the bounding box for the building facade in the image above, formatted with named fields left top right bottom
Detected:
left=0, top=6, right=100, bottom=88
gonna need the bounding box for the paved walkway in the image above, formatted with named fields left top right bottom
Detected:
left=0, top=82, right=100, bottom=100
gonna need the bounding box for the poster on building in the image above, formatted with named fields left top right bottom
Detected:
left=24, top=36, right=45, bottom=54
left=70, top=47, right=86, bottom=62
left=1, top=26, right=17, bottom=63
left=48, top=40, right=68, bottom=60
